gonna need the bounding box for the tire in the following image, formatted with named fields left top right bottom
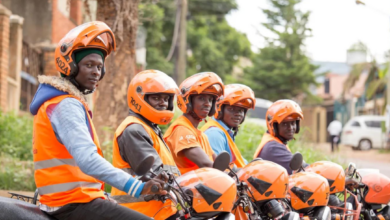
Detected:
left=358, top=139, right=372, bottom=151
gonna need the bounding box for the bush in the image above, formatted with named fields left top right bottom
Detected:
left=0, top=111, right=33, bottom=160
left=0, top=155, right=35, bottom=191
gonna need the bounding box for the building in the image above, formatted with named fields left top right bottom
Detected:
left=0, top=0, right=82, bottom=113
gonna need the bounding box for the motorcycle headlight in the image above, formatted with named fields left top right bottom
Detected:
left=345, top=202, right=353, bottom=220
left=281, top=212, right=300, bottom=220
left=313, top=206, right=331, bottom=220
left=261, top=200, right=285, bottom=219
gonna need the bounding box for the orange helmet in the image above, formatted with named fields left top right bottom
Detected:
left=127, top=70, right=179, bottom=125
left=177, top=72, right=224, bottom=117
left=266, top=100, right=304, bottom=136
left=215, top=84, right=256, bottom=122
left=237, top=160, right=288, bottom=202
left=362, top=173, right=390, bottom=204
left=306, top=161, right=345, bottom=194
left=54, top=21, right=116, bottom=79
left=288, top=172, right=329, bottom=211
left=176, top=167, right=237, bottom=218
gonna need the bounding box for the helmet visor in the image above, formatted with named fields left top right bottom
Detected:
left=203, top=84, right=223, bottom=97
left=234, top=98, right=254, bottom=109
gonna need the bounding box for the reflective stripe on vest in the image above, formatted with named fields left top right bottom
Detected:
left=38, top=182, right=102, bottom=195
left=201, top=119, right=246, bottom=168
left=33, top=95, right=105, bottom=207
left=34, top=158, right=76, bottom=170
left=111, top=116, right=178, bottom=220
left=253, top=133, right=291, bottom=159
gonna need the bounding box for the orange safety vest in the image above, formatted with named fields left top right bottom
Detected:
left=164, top=116, right=214, bottom=174
left=253, top=133, right=291, bottom=159
left=201, top=119, right=246, bottom=168
left=33, top=95, right=105, bottom=207
left=111, top=116, right=179, bottom=220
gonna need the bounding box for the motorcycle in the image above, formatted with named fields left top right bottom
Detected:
left=0, top=155, right=163, bottom=220
left=143, top=151, right=237, bottom=220
left=228, top=158, right=300, bottom=220
left=283, top=152, right=332, bottom=220
left=345, top=163, right=390, bottom=220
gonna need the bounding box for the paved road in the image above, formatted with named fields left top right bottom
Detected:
left=311, top=143, right=390, bottom=178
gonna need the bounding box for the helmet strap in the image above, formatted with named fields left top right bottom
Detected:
left=68, top=76, right=95, bottom=95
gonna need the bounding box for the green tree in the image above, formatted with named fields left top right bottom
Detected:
left=139, top=0, right=251, bottom=81
left=243, top=0, right=317, bottom=101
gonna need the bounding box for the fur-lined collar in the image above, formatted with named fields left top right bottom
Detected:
left=38, top=75, right=87, bottom=102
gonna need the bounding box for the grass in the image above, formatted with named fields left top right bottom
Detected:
left=235, top=121, right=266, bottom=161
left=379, top=148, right=390, bottom=154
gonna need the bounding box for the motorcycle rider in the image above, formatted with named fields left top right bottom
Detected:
left=253, top=99, right=304, bottom=174
left=30, top=22, right=164, bottom=220
left=164, top=72, right=224, bottom=174
left=201, top=84, right=256, bottom=168
left=111, top=70, right=181, bottom=220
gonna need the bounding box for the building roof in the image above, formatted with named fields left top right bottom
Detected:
left=312, top=61, right=351, bottom=83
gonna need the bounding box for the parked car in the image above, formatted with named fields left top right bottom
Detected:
left=341, top=115, right=386, bottom=151
left=245, top=98, right=273, bottom=126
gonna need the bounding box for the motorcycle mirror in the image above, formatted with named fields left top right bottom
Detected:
left=133, top=155, right=155, bottom=176
left=289, top=152, right=303, bottom=171
left=213, top=152, right=231, bottom=171
left=346, top=162, right=356, bottom=177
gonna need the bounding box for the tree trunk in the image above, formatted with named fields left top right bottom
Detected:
left=93, top=0, right=140, bottom=145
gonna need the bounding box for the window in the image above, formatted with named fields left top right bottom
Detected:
left=364, top=120, right=382, bottom=128
left=324, top=78, right=330, bottom=94
left=350, top=121, right=361, bottom=127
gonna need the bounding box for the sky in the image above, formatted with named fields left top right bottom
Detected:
left=226, top=0, right=390, bottom=63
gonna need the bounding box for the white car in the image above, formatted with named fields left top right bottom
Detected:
left=245, top=98, right=273, bottom=126
left=341, top=115, right=386, bottom=150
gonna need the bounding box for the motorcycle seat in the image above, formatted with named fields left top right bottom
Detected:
left=0, top=196, right=57, bottom=220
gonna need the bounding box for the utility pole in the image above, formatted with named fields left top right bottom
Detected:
left=174, top=0, right=187, bottom=84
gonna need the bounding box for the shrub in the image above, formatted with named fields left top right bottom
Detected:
left=0, top=111, right=33, bottom=161
left=0, top=155, right=35, bottom=191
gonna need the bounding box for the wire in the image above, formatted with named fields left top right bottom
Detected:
left=153, top=205, right=177, bottom=218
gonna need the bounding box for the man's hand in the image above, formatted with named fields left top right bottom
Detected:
left=141, top=172, right=168, bottom=195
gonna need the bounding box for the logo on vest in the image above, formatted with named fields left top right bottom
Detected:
left=56, top=57, right=69, bottom=73
left=130, top=97, right=142, bottom=112
left=179, top=134, right=196, bottom=144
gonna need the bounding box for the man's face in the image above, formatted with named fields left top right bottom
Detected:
left=75, top=53, right=103, bottom=91
left=147, top=94, right=170, bottom=111
left=191, top=94, right=215, bottom=119
left=222, top=105, right=245, bottom=128
left=278, top=118, right=297, bottom=140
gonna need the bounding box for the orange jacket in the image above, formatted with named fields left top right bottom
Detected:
left=253, top=133, right=291, bottom=159
left=33, top=95, right=105, bottom=207
left=201, top=119, right=246, bottom=168
left=111, top=116, right=178, bottom=220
